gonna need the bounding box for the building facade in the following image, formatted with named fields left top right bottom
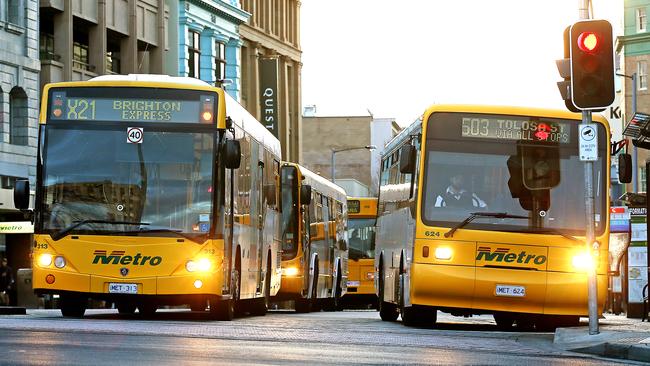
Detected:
left=239, top=0, right=302, bottom=162
left=301, top=115, right=400, bottom=196
left=619, top=0, right=650, bottom=192
left=0, top=0, right=40, bottom=287
left=39, top=0, right=170, bottom=89
left=172, top=0, right=249, bottom=99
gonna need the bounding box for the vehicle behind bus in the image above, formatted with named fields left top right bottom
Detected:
left=343, top=197, right=378, bottom=308
left=375, top=105, right=610, bottom=330
left=277, top=162, right=348, bottom=312
left=15, top=75, right=282, bottom=320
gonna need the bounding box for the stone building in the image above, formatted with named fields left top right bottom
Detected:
left=39, top=0, right=170, bottom=89
left=0, top=0, right=40, bottom=294
left=239, top=0, right=302, bottom=162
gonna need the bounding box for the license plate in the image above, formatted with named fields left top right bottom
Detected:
left=108, top=283, right=138, bottom=294
left=347, top=281, right=360, bottom=287
left=495, top=284, right=525, bottom=297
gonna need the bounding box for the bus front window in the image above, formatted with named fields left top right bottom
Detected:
left=348, top=218, right=375, bottom=260
left=40, top=126, right=215, bottom=240
left=281, top=166, right=298, bottom=260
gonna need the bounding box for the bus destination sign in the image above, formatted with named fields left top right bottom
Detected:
left=461, top=117, right=571, bottom=144
left=49, top=91, right=214, bottom=124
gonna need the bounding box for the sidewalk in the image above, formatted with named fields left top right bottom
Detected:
left=554, top=313, right=650, bottom=363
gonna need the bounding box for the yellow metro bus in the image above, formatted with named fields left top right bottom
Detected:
left=343, top=197, right=378, bottom=308
left=277, top=162, right=348, bottom=312
left=375, top=105, right=610, bottom=330
left=13, top=75, right=283, bottom=320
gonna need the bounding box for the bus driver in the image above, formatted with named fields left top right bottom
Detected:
left=434, top=173, right=487, bottom=209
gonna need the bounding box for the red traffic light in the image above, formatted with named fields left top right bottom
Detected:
left=577, top=32, right=599, bottom=53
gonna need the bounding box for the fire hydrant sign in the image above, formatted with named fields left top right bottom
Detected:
left=579, top=123, right=598, bottom=161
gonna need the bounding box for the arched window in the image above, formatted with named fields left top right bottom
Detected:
left=9, top=87, right=28, bottom=146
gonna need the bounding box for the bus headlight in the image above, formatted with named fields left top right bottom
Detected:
left=572, top=251, right=595, bottom=272
left=282, top=267, right=300, bottom=276
left=366, top=271, right=375, bottom=280
left=38, top=254, right=53, bottom=267
left=54, top=256, right=66, bottom=269
left=186, top=258, right=212, bottom=273
left=435, top=247, right=453, bottom=260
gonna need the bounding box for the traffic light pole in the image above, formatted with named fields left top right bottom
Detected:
left=583, top=110, right=599, bottom=335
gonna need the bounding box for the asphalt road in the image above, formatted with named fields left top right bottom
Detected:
left=0, top=309, right=639, bottom=365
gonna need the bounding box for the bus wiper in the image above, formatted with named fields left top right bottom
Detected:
left=527, top=228, right=582, bottom=243
left=51, top=220, right=150, bottom=241
left=135, top=227, right=207, bottom=244
left=444, top=212, right=528, bottom=238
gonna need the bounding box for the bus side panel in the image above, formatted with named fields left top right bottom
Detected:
left=410, top=262, right=474, bottom=309
left=544, top=273, right=607, bottom=316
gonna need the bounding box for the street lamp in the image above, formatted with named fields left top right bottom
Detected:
left=330, top=145, right=377, bottom=182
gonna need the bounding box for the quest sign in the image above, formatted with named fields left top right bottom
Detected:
left=259, top=58, right=279, bottom=138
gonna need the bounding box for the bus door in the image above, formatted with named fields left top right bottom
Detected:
left=323, top=197, right=333, bottom=292
left=255, top=157, right=266, bottom=293
left=248, top=140, right=263, bottom=295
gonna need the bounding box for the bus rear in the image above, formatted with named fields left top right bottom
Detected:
left=343, top=197, right=378, bottom=308
left=376, top=105, right=610, bottom=330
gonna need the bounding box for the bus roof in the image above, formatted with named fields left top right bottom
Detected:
left=90, top=74, right=212, bottom=87
left=282, top=162, right=347, bottom=201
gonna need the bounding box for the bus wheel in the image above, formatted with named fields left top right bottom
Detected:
left=190, top=299, right=206, bottom=312
left=493, top=313, right=515, bottom=331
left=323, top=273, right=342, bottom=312
left=515, top=315, right=535, bottom=331
left=209, top=268, right=239, bottom=321
left=117, top=301, right=137, bottom=314
left=250, top=263, right=271, bottom=316
left=535, top=315, right=580, bottom=332
left=138, top=303, right=157, bottom=317
left=401, top=305, right=436, bottom=327
left=378, top=269, right=398, bottom=321
left=60, top=295, right=86, bottom=318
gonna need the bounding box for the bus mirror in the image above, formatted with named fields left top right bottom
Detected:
left=520, top=143, right=560, bottom=190
left=264, top=183, right=276, bottom=206
left=618, top=154, right=632, bottom=184
left=13, top=179, right=30, bottom=211
left=224, top=140, right=241, bottom=169
left=399, top=144, right=416, bottom=174
left=300, top=185, right=312, bottom=205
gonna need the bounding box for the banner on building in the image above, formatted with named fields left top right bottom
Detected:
left=259, top=58, right=279, bottom=138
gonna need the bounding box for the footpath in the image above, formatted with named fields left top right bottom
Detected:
left=554, top=313, right=650, bottom=363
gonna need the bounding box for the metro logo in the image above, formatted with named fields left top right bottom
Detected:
left=92, top=250, right=162, bottom=266
left=476, top=247, right=547, bottom=265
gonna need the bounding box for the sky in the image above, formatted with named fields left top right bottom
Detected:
left=301, top=0, right=622, bottom=127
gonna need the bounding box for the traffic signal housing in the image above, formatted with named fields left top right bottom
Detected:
left=569, top=20, right=614, bottom=110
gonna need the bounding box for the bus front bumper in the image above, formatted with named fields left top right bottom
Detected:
left=410, top=262, right=607, bottom=316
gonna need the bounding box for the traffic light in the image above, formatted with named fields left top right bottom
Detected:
left=507, top=140, right=560, bottom=212
left=556, top=26, right=580, bottom=113
left=569, top=20, right=614, bottom=110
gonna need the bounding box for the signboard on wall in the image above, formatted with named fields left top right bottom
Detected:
left=259, top=58, right=279, bottom=138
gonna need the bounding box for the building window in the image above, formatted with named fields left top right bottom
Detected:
left=215, top=41, right=226, bottom=82
left=188, top=30, right=201, bottom=78
left=40, top=32, right=58, bottom=61
left=7, top=0, right=24, bottom=27
left=641, top=166, right=647, bottom=190
left=9, top=87, right=28, bottom=146
left=639, top=61, right=648, bottom=90
left=638, top=8, right=647, bottom=33
left=73, top=42, right=89, bottom=71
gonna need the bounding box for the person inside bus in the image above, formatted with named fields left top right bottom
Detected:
left=434, top=173, right=487, bottom=209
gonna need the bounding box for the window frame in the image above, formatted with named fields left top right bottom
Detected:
left=638, top=61, right=648, bottom=91
left=188, top=30, right=201, bottom=78
left=214, top=41, right=227, bottom=82
left=638, top=7, right=647, bottom=33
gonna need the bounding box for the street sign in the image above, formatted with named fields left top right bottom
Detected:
left=579, top=123, right=598, bottom=161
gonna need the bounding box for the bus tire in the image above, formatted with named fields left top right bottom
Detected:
left=250, top=260, right=272, bottom=316
left=323, top=272, right=342, bottom=312
left=117, top=301, right=137, bottom=314
left=138, top=303, right=157, bottom=317
left=209, top=267, right=240, bottom=321
left=378, top=262, right=398, bottom=322
left=401, top=305, right=436, bottom=327
left=535, top=315, right=580, bottom=332
left=190, top=300, right=206, bottom=312
left=60, top=295, right=86, bottom=318
left=493, top=312, right=515, bottom=331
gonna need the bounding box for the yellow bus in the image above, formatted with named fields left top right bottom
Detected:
left=277, top=162, right=348, bottom=312
left=343, top=197, right=378, bottom=308
left=375, top=105, right=610, bottom=330
left=13, top=75, right=282, bottom=320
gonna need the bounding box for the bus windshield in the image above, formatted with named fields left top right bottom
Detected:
left=281, top=166, right=298, bottom=260
left=40, top=125, right=215, bottom=239
left=421, top=112, right=607, bottom=236
left=348, top=218, right=375, bottom=260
